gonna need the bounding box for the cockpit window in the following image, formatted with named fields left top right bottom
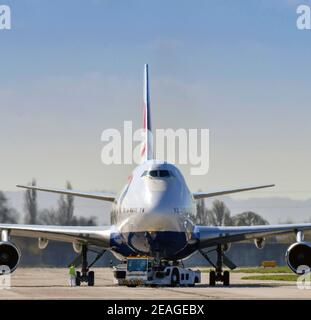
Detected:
left=149, top=170, right=158, bottom=177
left=159, top=170, right=170, bottom=177
left=141, top=170, right=173, bottom=178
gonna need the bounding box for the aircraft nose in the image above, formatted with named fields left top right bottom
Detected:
left=129, top=212, right=188, bottom=233
left=120, top=213, right=194, bottom=259
left=121, top=210, right=193, bottom=237
left=145, top=179, right=168, bottom=192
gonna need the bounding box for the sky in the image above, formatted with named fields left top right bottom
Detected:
left=1, top=0, right=311, bottom=204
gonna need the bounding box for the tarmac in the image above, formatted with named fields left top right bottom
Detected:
left=0, top=267, right=310, bottom=299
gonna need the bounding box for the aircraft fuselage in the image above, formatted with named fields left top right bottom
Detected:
left=111, top=160, right=199, bottom=260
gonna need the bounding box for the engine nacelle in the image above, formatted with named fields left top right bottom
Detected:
left=0, top=242, right=20, bottom=273
left=254, top=238, right=265, bottom=249
left=286, top=242, right=311, bottom=274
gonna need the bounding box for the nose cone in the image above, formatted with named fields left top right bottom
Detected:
left=145, top=178, right=168, bottom=192
left=119, top=213, right=194, bottom=259
left=143, top=181, right=184, bottom=214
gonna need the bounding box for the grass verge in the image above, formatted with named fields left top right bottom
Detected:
left=231, top=266, right=292, bottom=274
left=241, top=274, right=298, bottom=282
left=201, top=266, right=292, bottom=274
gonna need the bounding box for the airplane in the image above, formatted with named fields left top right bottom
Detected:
left=1, top=64, right=311, bottom=286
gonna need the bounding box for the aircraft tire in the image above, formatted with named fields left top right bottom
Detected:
left=76, top=271, right=81, bottom=286
left=209, top=271, right=216, bottom=286
left=223, top=271, right=230, bottom=286
left=171, top=268, right=180, bottom=287
left=88, top=271, right=95, bottom=286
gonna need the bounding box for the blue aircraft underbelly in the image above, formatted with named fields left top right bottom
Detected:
left=110, top=231, right=198, bottom=260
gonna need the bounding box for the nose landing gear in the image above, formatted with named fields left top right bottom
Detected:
left=199, top=244, right=236, bottom=286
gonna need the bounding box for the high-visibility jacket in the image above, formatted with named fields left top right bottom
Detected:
left=69, top=266, right=76, bottom=277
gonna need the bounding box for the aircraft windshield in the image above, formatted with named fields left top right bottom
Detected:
left=149, top=170, right=158, bottom=177
left=127, top=259, right=148, bottom=272
left=141, top=170, right=172, bottom=178
left=159, top=170, right=170, bottom=177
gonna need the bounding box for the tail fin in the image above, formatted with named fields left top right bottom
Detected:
left=141, top=64, right=153, bottom=161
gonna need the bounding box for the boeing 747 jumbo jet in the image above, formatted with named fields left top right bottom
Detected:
left=1, top=65, right=311, bottom=286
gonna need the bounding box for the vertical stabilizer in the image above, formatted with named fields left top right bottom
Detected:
left=141, top=64, right=153, bottom=161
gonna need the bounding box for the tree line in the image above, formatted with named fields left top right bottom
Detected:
left=0, top=182, right=269, bottom=227
left=191, top=198, right=269, bottom=226
left=0, top=179, right=97, bottom=226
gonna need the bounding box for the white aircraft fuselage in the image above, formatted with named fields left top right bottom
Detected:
left=111, top=160, right=197, bottom=260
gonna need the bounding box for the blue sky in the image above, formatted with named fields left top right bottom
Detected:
left=1, top=0, right=311, bottom=200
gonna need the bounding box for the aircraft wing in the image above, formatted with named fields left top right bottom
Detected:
left=193, top=184, right=275, bottom=199
left=17, top=185, right=116, bottom=202
left=0, top=223, right=112, bottom=247
left=196, top=223, right=311, bottom=248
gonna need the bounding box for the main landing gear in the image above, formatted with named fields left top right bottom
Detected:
left=199, top=244, right=236, bottom=287
left=69, top=245, right=106, bottom=286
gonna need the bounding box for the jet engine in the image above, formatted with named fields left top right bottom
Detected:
left=286, top=242, right=311, bottom=273
left=0, top=242, right=20, bottom=273
left=254, top=238, right=265, bottom=249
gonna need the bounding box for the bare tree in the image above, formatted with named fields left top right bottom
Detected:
left=39, top=208, right=97, bottom=226
left=57, top=181, right=74, bottom=225
left=38, top=208, right=59, bottom=225
left=24, top=179, right=38, bottom=224
left=74, top=216, right=97, bottom=226
left=231, top=211, right=269, bottom=226
left=206, top=200, right=232, bottom=226
left=38, top=181, right=97, bottom=226
left=193, top=199, right=268, bottom=228
left=192, top=199, right=232, bottom=226
left=0, top=191, right=19, bottom=223
left=195, top=196, right=207, bottom=225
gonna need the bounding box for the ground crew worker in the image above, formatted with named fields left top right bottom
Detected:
left=69, top=264, right=76, bottom=287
